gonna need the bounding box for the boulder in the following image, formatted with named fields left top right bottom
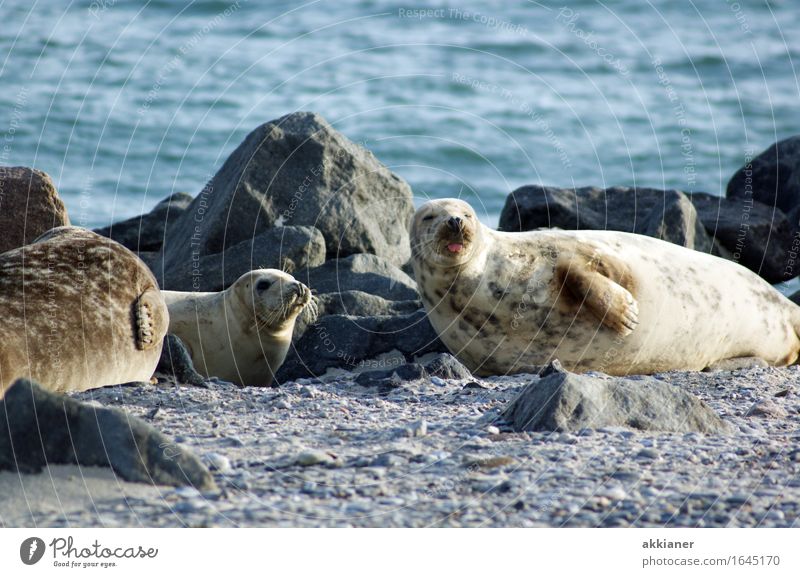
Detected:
left=498, top=185, right=792, bottom=282
left=276, top=310, right=447, bottom=381
left=0, top=166, right=69, bottom=253
left=501, top=363, right=732, bottom=434
left=94, top=192, right=192, bottom=253
left=296, top=253, right=419, bottom=301
left=727, top=136, right=800, bottom=217
left=156, top=225, right=326, bottom=291
left=293, top=290, right=421, bottom=341
left=0, top=379, right=215, bottom=489
left=158, top=112, right=414, bottom=276
left=687, top=192, right=794, bottom=282
left=641, top=190, right=714, bottom=253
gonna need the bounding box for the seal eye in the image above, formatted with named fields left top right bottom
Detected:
left=255, top=279, right=273, bottom=292
left=422, top=215, right=434, bottom=221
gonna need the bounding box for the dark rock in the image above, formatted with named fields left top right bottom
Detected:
left=0, top=166, right=70, bottom=253
left=498, top=185, right=793, bottom=282
left=296, top=253, right=418, bottom=301
left=156, top=225, right=326, bottom=291
left=423, top=353, right=473, bottom=380
left=158, top=111, right=414, bottom=274
left=501, top=370, right=732, bottom=434
left=276, top=310, right=447, bottom=381
left=355, top=364, right=425, bottom=391
left=727, top=137, right=800, bottom=216
left=687, top=192, right=794, bottom=282
left=155, top=334, right=207, bottom=387
left=498, top=185, right=718, bottom=251
left=0, top=379, right=215, bottom=489
left=354, top=353, right=471, bottom=389
left=294, top=290, right=421, bottom=342
left=642, top=190, right=714, bottom=253
left=94, top=192, right=192, bottom=253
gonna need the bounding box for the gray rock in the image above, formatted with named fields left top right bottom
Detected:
left=297, top=253, right=418, bottom=301
left=294, top=290, right=422, bottom=341
left=94, top=192, right=192, bottom=253
left=0, top=166, right=70, bottom=253
left=0, top=379, right=215, bottom=490
left=276, top=310, right=447, bottom=381
left=498, top=185, right=792, bottom=282
left=727, top=136, right=800, bottom=216
left=641, top=189, right=714, bottom=253
left=355, top=353, right=471, bottom=389
left=158, top=111, right=414, bottom=274
left=155, top=334, right=206, bottom=387
left=156, top=225, right=326, bottom=291
left=295, top=450, right=333, bottom=467
left=501, top=366, right=732, bottom=434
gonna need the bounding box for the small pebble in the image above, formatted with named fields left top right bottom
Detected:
left=295, top=450, right=333, bottom=467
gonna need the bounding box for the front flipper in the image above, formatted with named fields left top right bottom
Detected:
left=558, top=261, right=639, bottom=336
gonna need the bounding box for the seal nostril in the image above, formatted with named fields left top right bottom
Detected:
left=447, top=216, right=462, bottom=232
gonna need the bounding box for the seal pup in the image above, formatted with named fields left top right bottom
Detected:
left=162, top=269, right=313, bottom=387
left=410, top=198, right=800, bottom=376
left=0, top=226, right=169, bottom=396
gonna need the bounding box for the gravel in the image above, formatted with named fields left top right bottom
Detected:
left=7, top=364, right=800, bottom=527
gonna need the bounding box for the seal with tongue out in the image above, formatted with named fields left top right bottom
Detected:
left=409, top=197, right=800, bottom=377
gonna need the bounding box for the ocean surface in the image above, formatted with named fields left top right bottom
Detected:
left=1, top=0, right=799, bottom=228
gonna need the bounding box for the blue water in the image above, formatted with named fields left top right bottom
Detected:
left=1, top=0, right=799, bottom=228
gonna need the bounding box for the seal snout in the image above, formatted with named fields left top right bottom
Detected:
left=446, top=216, right=464, bottom=233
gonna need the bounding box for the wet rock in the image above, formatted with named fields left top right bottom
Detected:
left=0, top=166, right=70, bottom=253
left=276, top=310, right=447, bottom=381
left=501, top=369, right=732, bottom=434
left=727, top=136, right=800, bottom=216
left=155, top=334, right=206, bottom=387
left=94, top=192, right=192, bottom=253
left=156, top=225, right=325, bottom=291
left=158, top=111, right=414, bottom=274
left=0, top=379, right=215, bottom=490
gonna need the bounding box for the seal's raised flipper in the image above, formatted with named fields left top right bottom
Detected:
left=559, top=264, right=639, bottom=336
left=134, top=287, right=169, bottom=350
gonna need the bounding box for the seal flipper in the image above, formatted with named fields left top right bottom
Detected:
left=134, top=287, right=169, bottom=350
left=559, top=265, right=640, bottom=337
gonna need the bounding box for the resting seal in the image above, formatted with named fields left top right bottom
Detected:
left=162, top=269, right=313, bottom=386
left=410, top=198, right=800, bottom=376
left=0, top=227, right=168, bottom=396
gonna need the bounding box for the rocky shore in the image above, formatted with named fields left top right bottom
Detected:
left=3, top=363, right=799, bottom=528
left=2, top=112, right=800, bottom=528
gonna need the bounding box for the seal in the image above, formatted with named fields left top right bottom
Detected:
left=161, top=269, right=313, bottom=387
left=0, top=226, right=169, bottom=396
left=410, top=198, right=800, bottom=376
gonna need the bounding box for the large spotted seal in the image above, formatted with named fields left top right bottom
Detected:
left=161, top=269, right=313, bottom=387
left=410, top=198, right=800, bottom=376
left=0, top=227, right=169, bottom=396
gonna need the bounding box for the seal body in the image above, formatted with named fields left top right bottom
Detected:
left=0, top=227, right=169, bottom=396
left=162, top=269, right=312, bottom=386
left=410, top=199, right=800, bottom=376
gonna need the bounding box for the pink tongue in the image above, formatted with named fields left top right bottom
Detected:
left=447, top=243, right=463, bottom=253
